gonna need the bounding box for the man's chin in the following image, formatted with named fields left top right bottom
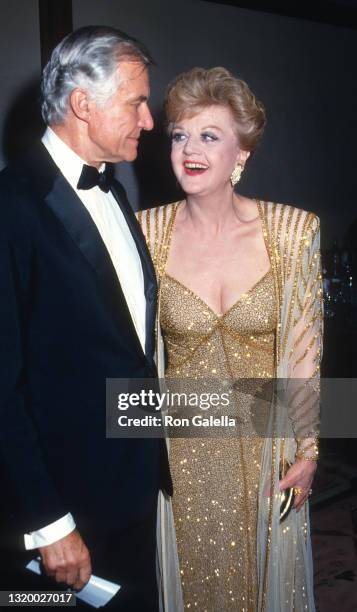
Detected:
left=106, top=151, right=138, bottom=164
left=123, top=150, right=139, bottom=163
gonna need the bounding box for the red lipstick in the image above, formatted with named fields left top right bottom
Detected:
left=183, top=160, right=209, bottom=176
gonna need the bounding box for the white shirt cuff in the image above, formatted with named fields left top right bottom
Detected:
left=24, top=513, right=76, bottom=550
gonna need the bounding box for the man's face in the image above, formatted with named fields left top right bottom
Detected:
left=86, top=61, right=153, bottom=164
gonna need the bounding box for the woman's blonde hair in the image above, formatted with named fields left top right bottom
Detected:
left=164, top=67, right=266, bottom=152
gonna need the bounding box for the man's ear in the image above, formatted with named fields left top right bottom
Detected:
left=69, top=89, right=91, bottom=123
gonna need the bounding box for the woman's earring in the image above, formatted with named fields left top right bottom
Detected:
left=230, top=163, right=244, bottom=187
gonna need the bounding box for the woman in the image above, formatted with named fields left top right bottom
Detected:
left=139, top=67, right=322, bottom=611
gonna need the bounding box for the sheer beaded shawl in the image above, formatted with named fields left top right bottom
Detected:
left=138, top=200, right=323, bottom=612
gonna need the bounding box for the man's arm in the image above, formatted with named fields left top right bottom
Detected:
left=24, top=514, right=76, bottom=549
left=0, top=191, right=91, bottom=587
left=0, top=213, right=67, bottom=527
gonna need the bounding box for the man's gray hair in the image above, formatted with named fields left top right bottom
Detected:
left=41, top=25, right=154, bottom=125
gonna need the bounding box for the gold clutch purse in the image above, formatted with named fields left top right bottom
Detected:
left=279, top=459, right=294, bottom=522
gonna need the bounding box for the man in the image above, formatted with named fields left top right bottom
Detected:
left=0, top=26, right=171, bottom=611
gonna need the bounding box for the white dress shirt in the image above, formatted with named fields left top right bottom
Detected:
left=24, top=127, right=146, bottom=549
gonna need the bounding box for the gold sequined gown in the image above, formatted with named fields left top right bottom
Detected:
left=160, top=269, right=277, bottom=612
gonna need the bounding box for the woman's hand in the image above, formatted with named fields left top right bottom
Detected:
left=279, top=459, right=317, bottom=512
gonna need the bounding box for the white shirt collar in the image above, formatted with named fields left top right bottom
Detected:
left=42, top=127, right=105, bottom=191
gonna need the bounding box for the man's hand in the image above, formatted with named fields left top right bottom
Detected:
left=38, top=529, right=91, bottom=590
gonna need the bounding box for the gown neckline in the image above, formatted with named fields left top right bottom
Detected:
left=161, top=198, right=273, bottom=320
left=163, top=268, right=272, bottom=319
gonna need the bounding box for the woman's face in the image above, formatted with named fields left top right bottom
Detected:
left=170, top=105, right=248, bottom=197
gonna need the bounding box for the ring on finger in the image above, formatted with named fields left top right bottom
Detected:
left=294, top=487, right=303, bottom=497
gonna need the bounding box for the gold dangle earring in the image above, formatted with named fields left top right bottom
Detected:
left=230, top=163, right=244, bottom=187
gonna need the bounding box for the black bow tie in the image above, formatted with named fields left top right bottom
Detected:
left=77, top=164, right=114, bottom=193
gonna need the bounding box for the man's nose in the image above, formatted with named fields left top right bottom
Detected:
left=139, top=103, right=154, bottom=131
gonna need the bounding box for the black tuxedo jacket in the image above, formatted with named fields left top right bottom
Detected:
left=0, top=142, right=171, bottom=547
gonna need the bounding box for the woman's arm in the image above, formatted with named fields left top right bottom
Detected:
left=280, top=213, right=323, bottom=510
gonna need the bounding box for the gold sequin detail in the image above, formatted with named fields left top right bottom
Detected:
left=161, top=270, right=276, bottom=611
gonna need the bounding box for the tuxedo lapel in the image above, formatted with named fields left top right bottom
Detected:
left=23, top=143, right=146, bottom=360
left=45, top=175, right=146, bottom=359
left=45, top=174, right=112, bottom=281
left=110, top=178, right=157, bottom=363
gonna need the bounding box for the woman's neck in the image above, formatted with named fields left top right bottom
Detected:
left=183, top=187, right=253, bottom=235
